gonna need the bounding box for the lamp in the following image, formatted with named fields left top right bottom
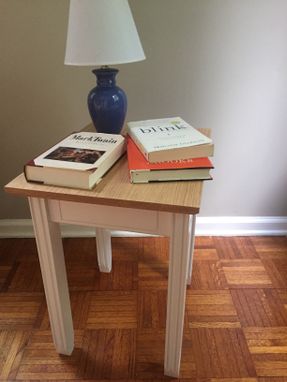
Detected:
left=64, top=0, right=145, bottom=134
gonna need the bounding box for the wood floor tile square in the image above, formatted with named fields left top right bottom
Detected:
left=261, top=259, right=287, bottom=288
left=7, top=262, right=44, bottom=292
left=0, top=238, right=37, bottom=264
left=0, top=330, right=30, bottom=380
left=232, top=289, right=287, bottom=327
left=80, top=329, right=136, bottom=379
left=253, top=236, right=287, bottom=262
left=221, top=259, right=273, bottom=288
left=244, top=327, right=287, bottom=377
left=257, top=251, right=287, bottom=260
left=179, top=336, right=197, bottom=378
left=71, top=292, right=93, bottom=330
left=36, top=292, right=92, bottom=331
left=0, top=239, right=20, bottom=264
left=232, top=237, right=260, bottom=258
left=186, top=290, right=240, bottom=328
left=135, top=329, right=165, bottom=379
left=195, top=236, right=215, bottom=247
left=0, top=293, right=43, bottom=330
left=140, top=237, right=169, bottom=263
left=111, top=237, right=141, bottom=262
left=67, top=265, right=98, bottom=291
left=63, top=238, right=98, bottom=267
left=193, top=248, right=219, bottom=260
left=191, top=328, right=256, bottom=377
left=93, top=261, right=138, bottom=291
left=215, top=237, right=258, bottom=259
left=87, top=291, right=137, bottom=329
left=138, top=261, right=168, bottom=290
left=250, top=236, right=287, bottom=253
left=138, top=290, right=167, bottom=329
left=189, top=260, right=228, bottom=290
left=136, top=329, right=196, bottom=379
left=16, top=329, right=85, bottom=380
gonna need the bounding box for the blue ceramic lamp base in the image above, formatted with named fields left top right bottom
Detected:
left=87, top=67, right=127, bottom=135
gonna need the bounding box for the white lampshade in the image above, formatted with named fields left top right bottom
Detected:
left=64, top=0, right=145, bottom=66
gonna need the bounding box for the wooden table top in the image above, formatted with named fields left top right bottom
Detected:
left=5, top=129, right=211, bottom=214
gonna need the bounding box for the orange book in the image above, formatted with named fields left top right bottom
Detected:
left=127, top=136, right=213, bottom=183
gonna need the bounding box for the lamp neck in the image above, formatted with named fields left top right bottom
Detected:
left=92, top=67, right=119, bottom=87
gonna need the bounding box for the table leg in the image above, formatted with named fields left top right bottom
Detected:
left=95, top=228, right=112, bottom=272
left=186, top=214, right=196, bottom=285
left=28, top=197, right=74, bottom=355
left=164, top=213, right=190, bottom=377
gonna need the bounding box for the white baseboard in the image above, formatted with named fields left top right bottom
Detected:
left=0, top=217, right=287, bottom=238
left=195, top=216, right=287, bottom=236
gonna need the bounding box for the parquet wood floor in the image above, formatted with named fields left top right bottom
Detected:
left=0, top=236, right=287, bottom=381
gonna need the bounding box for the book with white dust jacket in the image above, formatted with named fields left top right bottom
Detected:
left=127, top=117, right=213, bottom=163
left=24, top=132, right=126, bottom=189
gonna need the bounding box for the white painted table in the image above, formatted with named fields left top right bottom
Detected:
left=5, top=133, right=208, bottom=377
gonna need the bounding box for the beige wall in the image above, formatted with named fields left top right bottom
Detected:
left=1, top=0, right=287, bottom=219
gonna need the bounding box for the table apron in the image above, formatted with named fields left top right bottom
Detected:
left=47, top=199, right=174, bottom=236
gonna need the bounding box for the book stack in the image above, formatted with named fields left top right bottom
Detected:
left=126, top=117, right=214, bottom=183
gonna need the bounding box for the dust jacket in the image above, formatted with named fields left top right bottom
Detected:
left=24, top=132, right=126, bottom=189
left=127, top=117, right=214, bottom=163
left=127, top=136, right=213, bottom=183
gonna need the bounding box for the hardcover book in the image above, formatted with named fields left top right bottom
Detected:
left=127, top=117, right=213, bottom=163
left=127, top=136, right=213, bottom=183
left=24, top=132, right=126, bottom=189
